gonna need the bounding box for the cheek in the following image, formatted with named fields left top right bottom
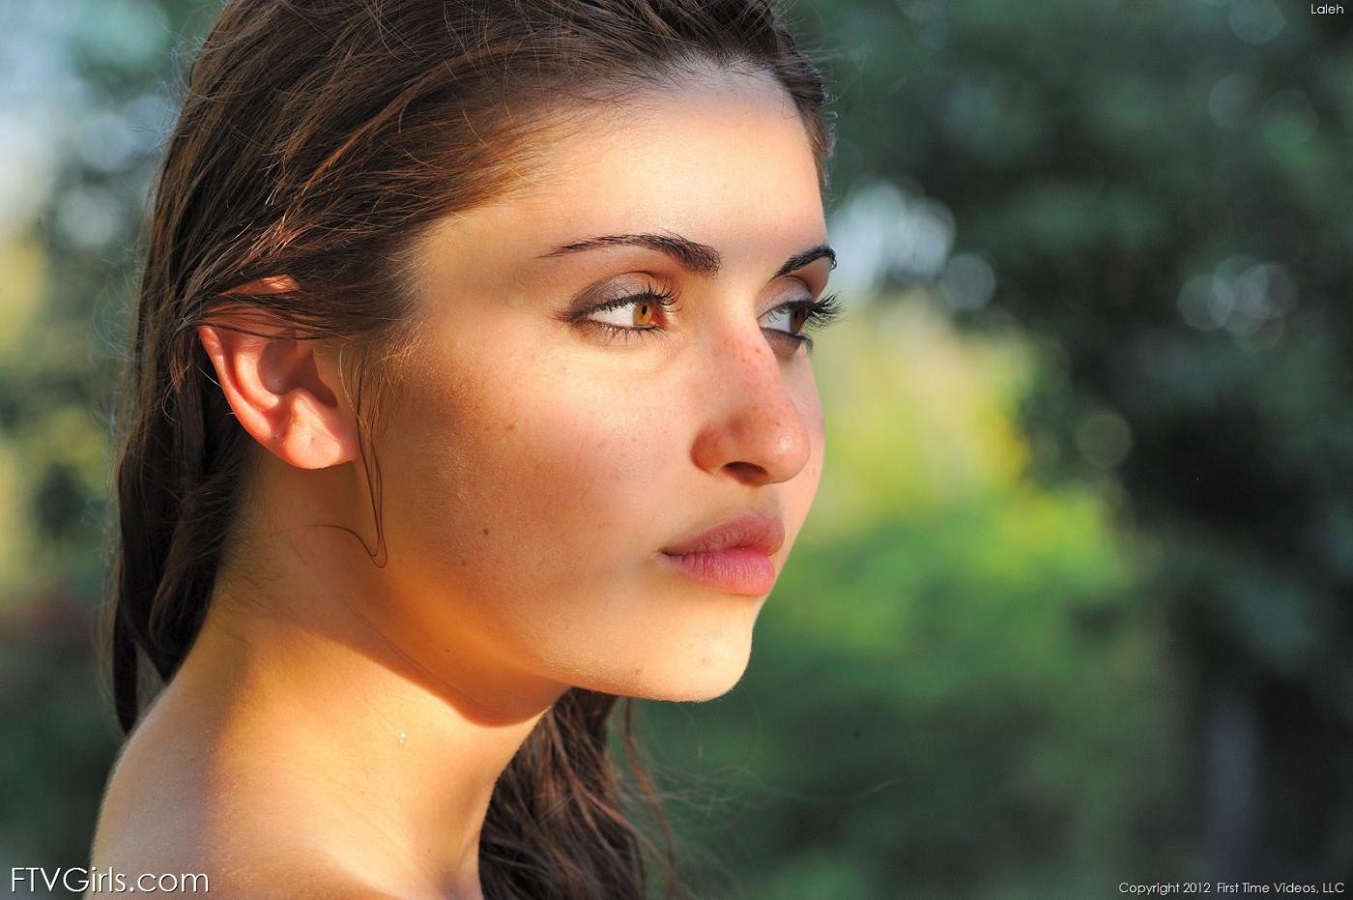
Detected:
left=499, top=390, right=680, bottom=538
left=778, top=367, right=826, bottom=550
left=383, top=356, right=685, bottom=592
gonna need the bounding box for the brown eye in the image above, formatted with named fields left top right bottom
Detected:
left=634, top=300, right=657, bottom=327
left=761, top=302, right=809, bottom=338
left=579, top=289, right=676, bottom=334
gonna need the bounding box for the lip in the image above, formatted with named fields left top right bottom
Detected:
left=660, top=514, right=786, bottom=596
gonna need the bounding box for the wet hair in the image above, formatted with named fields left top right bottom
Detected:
left=108, top=1, right=831, bottom=896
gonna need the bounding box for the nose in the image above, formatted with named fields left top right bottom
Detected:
left=689, top=328, right=815, bottom=487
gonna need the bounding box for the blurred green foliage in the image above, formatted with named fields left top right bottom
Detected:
left=794, top=0, right=1353, bottom=885
left=643, top=307, right=1188, bottom=897
left=2, top=0, right=1351, bottom=896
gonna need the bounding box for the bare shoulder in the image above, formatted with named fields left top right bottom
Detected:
left=84, top=860, right=407, bottom=899
left=90, top=800, right=400, bottom=900
left=91, top=813, right=408, bottom=900
left=89, top=714, right=414, bottom=899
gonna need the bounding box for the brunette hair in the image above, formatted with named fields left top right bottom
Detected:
left=109, top=0, right=831, bottom=896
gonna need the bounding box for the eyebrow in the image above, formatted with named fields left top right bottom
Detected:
left=775, top=244, right=836, bottom=279
left=545, top=233, right=721, bottom=274
left=543, top=232, right=836, bottom=280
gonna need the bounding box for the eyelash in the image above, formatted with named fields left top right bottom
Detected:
left=572, top=289, right=843, bottom=352
left=570, top=286, right=681, bottom=343
left=779, top=293, right=843, bottom=353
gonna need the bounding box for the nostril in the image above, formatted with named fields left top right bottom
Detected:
left=722, top=460, right=770, bottom=484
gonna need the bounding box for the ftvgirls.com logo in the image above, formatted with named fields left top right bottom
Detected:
left=10, top=867, right=209, bottom=894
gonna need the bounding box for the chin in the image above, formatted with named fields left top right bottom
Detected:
left=610, top=630, right=757, bottom=703
left=652, top=672, right=748, bottom=703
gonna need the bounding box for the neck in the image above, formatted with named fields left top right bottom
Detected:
left=162, top=597, right=554, bottom=897
left=151, top=460, right=568, bottom=897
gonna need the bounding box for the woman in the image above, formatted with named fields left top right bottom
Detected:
left=91, top=0, right=838, bottom=896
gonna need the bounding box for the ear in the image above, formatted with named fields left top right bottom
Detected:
left=197, top=309, right=360, bottom=470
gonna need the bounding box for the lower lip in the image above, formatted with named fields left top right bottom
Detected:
left=661, top=549, right=778, bottom=596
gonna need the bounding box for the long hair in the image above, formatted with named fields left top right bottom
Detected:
left=109, top=1, right=831, bottom=896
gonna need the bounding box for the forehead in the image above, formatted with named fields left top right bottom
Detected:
left=508, top=68, right=824, bottom=238
left=409, top=68, right=827, bottom=292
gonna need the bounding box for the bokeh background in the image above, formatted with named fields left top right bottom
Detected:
left=2, top=0, right=1351, bottom=897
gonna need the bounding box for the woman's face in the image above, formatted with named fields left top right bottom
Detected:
left=365, top=68, right=831, bottom=710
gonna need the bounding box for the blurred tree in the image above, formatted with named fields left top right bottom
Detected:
left=794, top=0, right=1353, bottom=883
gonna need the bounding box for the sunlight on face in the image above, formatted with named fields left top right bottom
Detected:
left=368, top=68, right=832, bottom=707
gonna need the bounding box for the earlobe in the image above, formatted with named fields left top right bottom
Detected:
left=197, top=317, right=360, bottom=470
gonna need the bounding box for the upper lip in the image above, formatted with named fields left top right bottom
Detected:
left=661, top=513, right=786, bottom=557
